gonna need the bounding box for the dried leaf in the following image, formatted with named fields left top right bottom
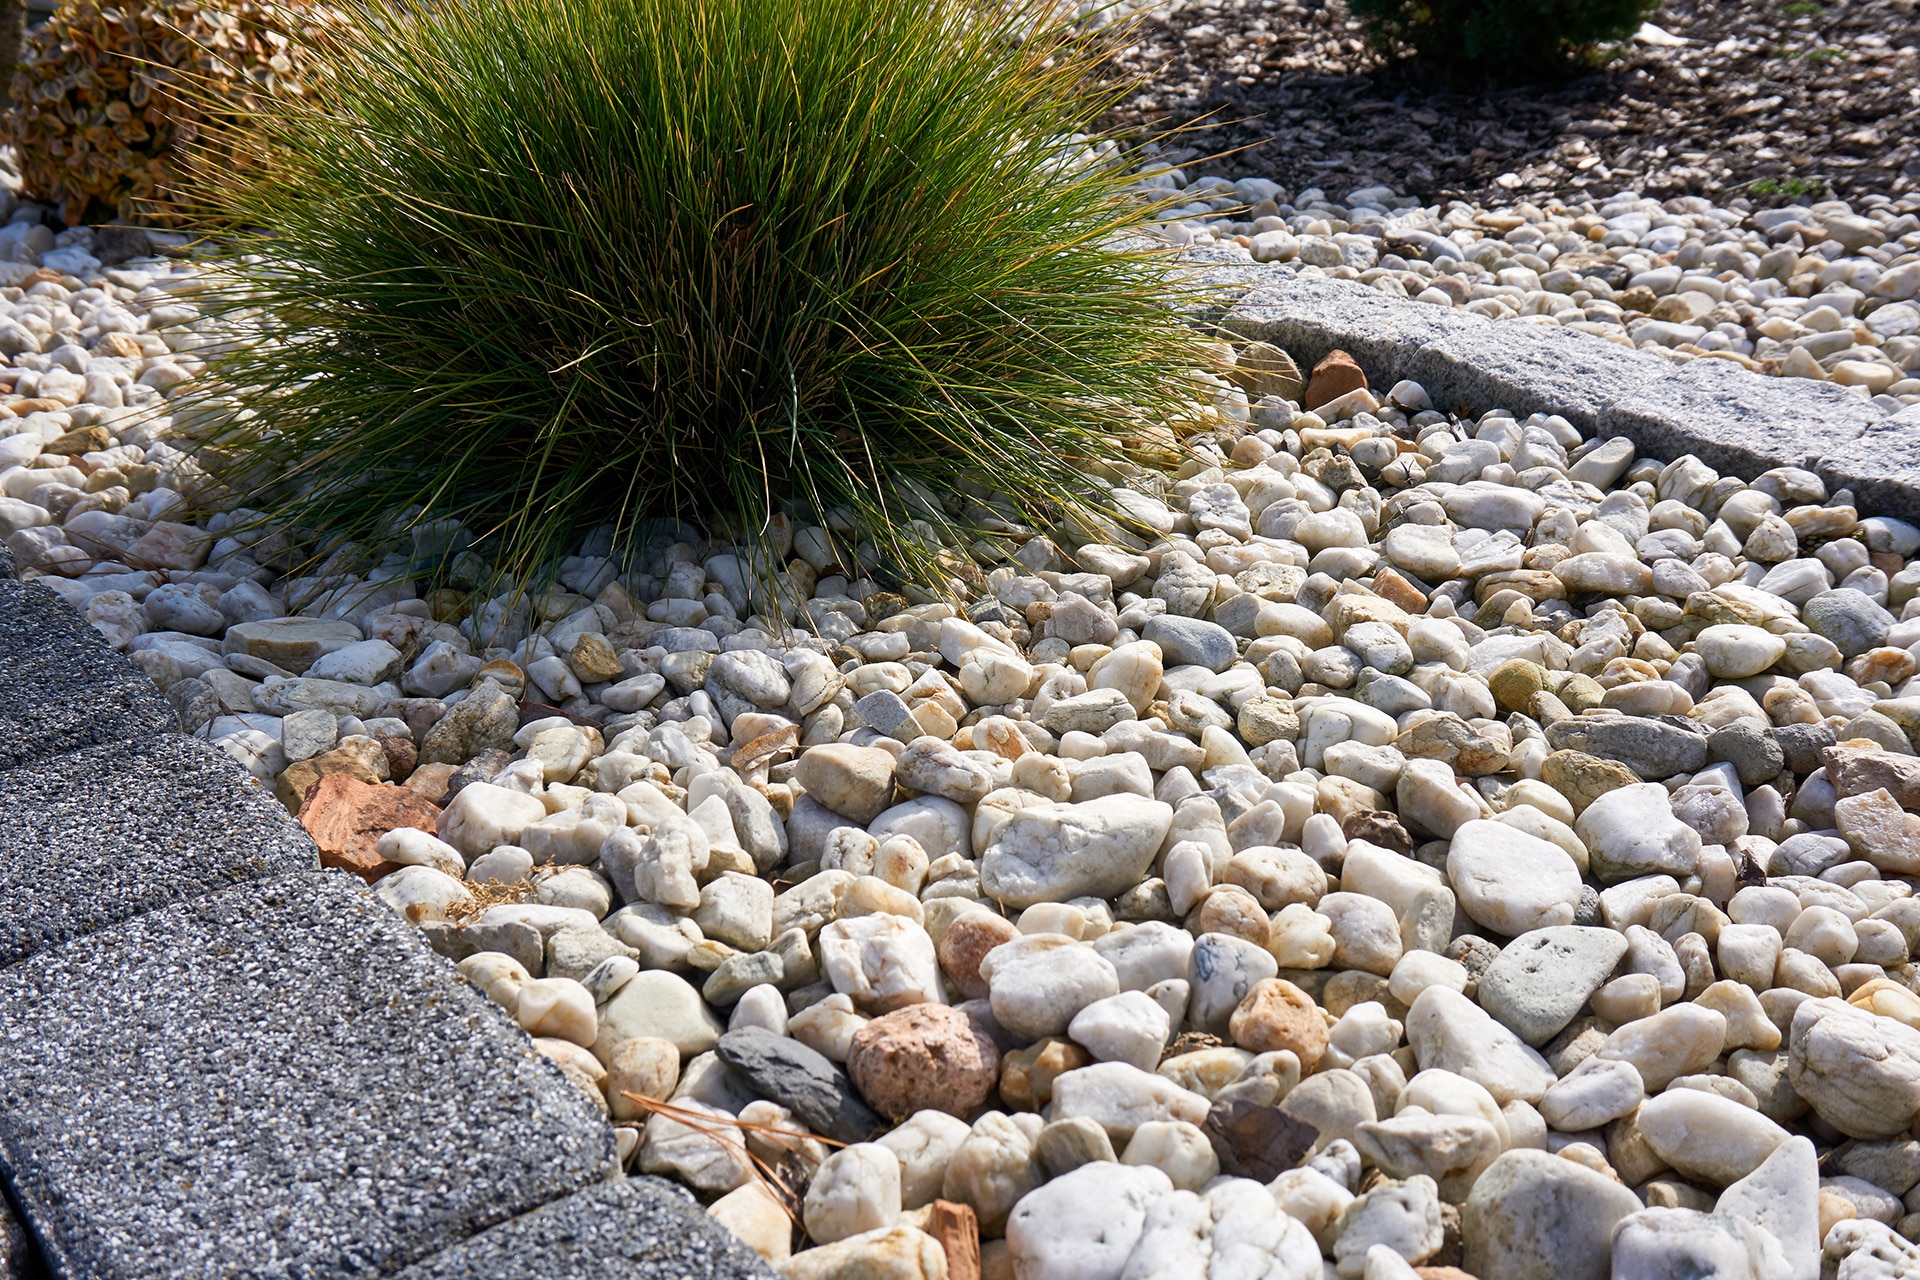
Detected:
left=1203, top=1100, right=1318, bottom=1183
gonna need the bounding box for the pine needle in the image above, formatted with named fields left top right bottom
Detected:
left=620, top=1091, right=847, bottom=1228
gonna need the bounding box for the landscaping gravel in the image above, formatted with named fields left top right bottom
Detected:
left=1100, top=0, right=1920, bottom=207
left=7, top=148, right=1920, bottom=1280
left=1133, top=169, right=1920, bottom=406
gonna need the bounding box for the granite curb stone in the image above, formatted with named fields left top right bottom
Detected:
left=1819, top=403, right=1920, bottom=524
left=1604, top=355, right=1887, bottom=484
left=391, top=1178, right=776, bottom=1280
left=1401, top=322, right=1674, bottom=434
left=1198, top=254, right=1496, bottom=377
left=0, top=871, right=617, bottom=1280
left=0, top=578, right=174, bottom=771
left=1196, top=255, right=1914, bottom=518
left=0, top=733, right=318, bottom=966
left=0, top=1192, right=36, bottom=1280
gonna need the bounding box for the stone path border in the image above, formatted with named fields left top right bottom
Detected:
left=0, top=554, right=774, bottom=1278
left=1187, top=248, right=1920, bottom=523
left=0, top=257, right=1917, bottom=1278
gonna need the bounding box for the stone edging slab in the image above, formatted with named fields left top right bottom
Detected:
left=0, top=577, right=773, bottom=1280
left=1185, top=247, right=1920, bottom=523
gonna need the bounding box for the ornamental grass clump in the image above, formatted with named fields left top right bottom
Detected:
left=185, top=0, right=1215, bottom=594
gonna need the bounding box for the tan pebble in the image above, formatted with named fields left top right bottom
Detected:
left=1192, top=885, right=1271, bottom=945
left=607, top=1037, right=681, bottom=1120
left=999, top=1037, right=1090, bottom=1111
left=1229, top=978, right=1329, bottom=1069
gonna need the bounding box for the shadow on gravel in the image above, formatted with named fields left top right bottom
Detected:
left=1098, top=0, right=1919, bottom=204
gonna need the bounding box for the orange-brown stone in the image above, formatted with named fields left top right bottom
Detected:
left=1371, top=566, right=1429, bottom=615
left=937, top=913, right=1020, bottom=1000
left=1228, top=977, right=1329, bottom=1068
left=1303, top=348, right=1368, bottom=410
left=298, top=774, right=443, bottom=883
left=928, top=1200, right=980, bottom=1280
left=374, top=732, right=418, bottom=781
left=847, top=1004, right=1000, bottom=1121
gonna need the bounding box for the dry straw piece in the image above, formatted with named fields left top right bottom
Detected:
left=4, top=0, right=351, bottom=224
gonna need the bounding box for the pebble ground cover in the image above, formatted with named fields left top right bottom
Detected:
left=5, top=9, right=1920, bottom=1280
left=1148, top=174, right=1920, bottom=404
left=1098, top=0, right=1920, bottom=207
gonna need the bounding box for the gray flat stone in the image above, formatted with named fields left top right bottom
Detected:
left=0, top=872, right=616, bottom=1280
left=1477, top=926, right=1630, bottom=1047
left=1605, top=356, right=1884, bottom=480
left=392, top=1178, right=776, bottom=1280
left=1205, top=259, right=1492, bottom=386
left=1818, top=404, right=1920, bottom=525
left=1544, top=713, right=1709, bottom=780
left=1402, top=323, right=1672, bottom=434
left=0, top=734, right=317, bottom=965
left=1142, top=615, right=1238, bottom=673
left=715, top=1027, right=884, bottom=1144
left=1804, top=588, right=1895, bottom=658
left=0, top=578, right=175, bottom=770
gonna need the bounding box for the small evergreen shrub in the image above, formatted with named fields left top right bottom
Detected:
left=185, top=0, right=1213, bottom=592
left=4, top=0, right=349, bottom=224
left=1347, top=0, right=1660, bottom=80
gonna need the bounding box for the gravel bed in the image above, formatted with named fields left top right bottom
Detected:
left=8, top=195, right=1920, bottom=1277
left=1098, top=0, right=1920, bottom=207
left=1132, top=170, right=1920, bottom=406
